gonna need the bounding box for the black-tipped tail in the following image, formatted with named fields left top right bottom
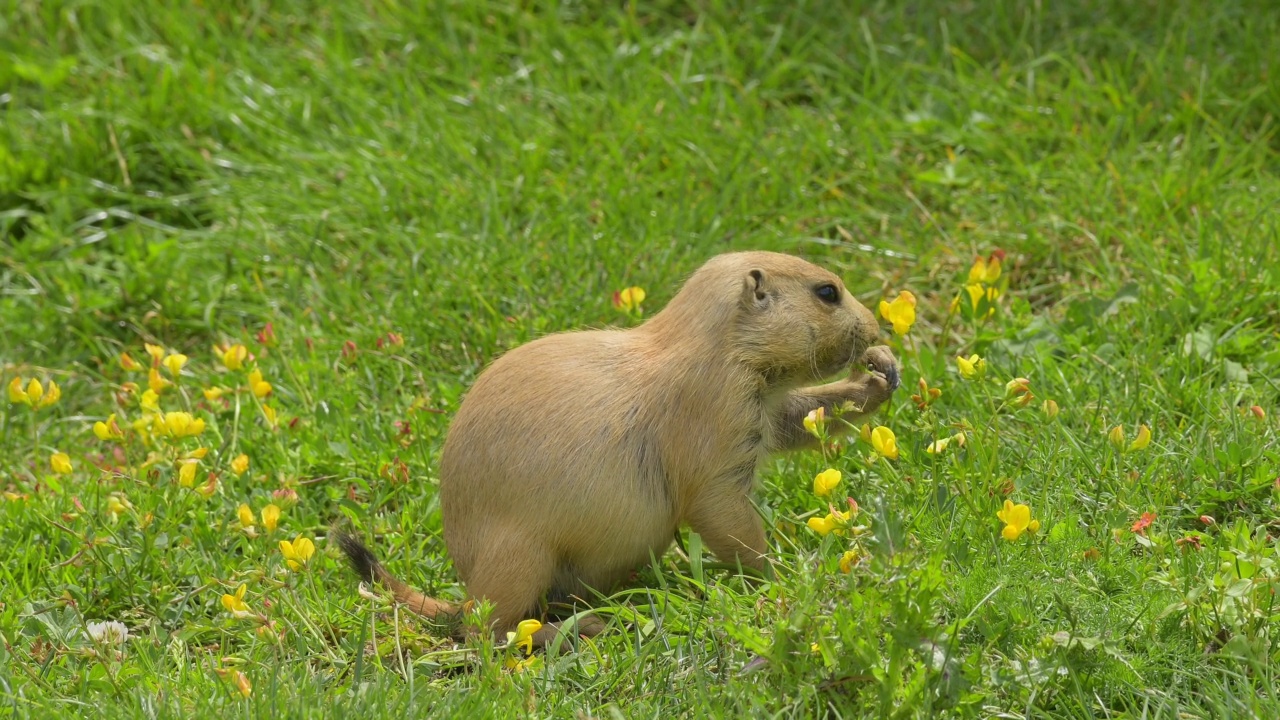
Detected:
left=334, top=529, right=380, bottom=584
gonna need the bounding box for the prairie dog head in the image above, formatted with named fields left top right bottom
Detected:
left=648, top=252, right=881, bottom=384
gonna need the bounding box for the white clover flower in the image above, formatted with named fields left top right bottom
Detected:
left=86, top=620, right=129, bottom=646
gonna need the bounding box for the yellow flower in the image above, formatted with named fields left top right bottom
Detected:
left=178, top=460, right=199, bottom=487
left=231, top=454, right=249, bottom=476
left=140, top=389, right=161, bottom=412
left=279, top=536, right=316, bottom=571
left=7, top=377, right=59, bottom=407
left=505, top=655, right=540, bottom=673
left=148, top=368, right=171, bottom=394
left=509, top=618, right=542, bottom=654
left=1042, top=399, right=1060, bottom=420
left=806, top=509, right=851, bottom=537
left=870, top=426, right=899, bottom=461
left=163, top=353, right=188, bottom=378
left=7, top=377, right=26, bottom=404
left=858, top=423, right=872, bottom=444
left=50, top=451, right=73, bottom=475
left=106, top=494, right=132, bottom=519
left=613, top=286, right=646, bottom=313
left=195, top=474, right=219, bottom=498
left=238, top=504, right=255, bottom=528
left=877, top=291, right=917, bottom=336
left=93, top=413, right=124, bottom=441
left=261, top=504, right=281, bottom=533
left=967, top=254, right=1002, bottom=284
left=1004, top=378, right=1030, bottom=398
left=144, top=343, right=166, bottom=366
left=163, top=411, right=206, bottom=437
left=218, top=344, right=248, bottom=371
left=813, top=469, right=842, bottom=497
left=248, top=368, right=272, bottom=398
left=803, top=407, right=826, bottom=436
left=261, top=404, right=277, bottom=427
left=119, top=352, right=143, bottom=372
left=1129, top=424, right=1152, bottom=452
left=187, top=447, right=209, bottom=460
left=956, top=354, right=987, bottom=380
left=1108, top=425, right=1126, bottom=452
left=926, top=432, right=966, bottom=455
left=221, top=584, right=252, bottom=617
left=233, top=671, right=252, bottom=698
left=996, top=499, right=1041, bottom=541
left=838, top=549, right=863, bottom=573
left=203, top=387, right=225, bottom=401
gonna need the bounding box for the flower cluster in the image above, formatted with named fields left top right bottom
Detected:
left=950, top=250, right=1005, bottom=319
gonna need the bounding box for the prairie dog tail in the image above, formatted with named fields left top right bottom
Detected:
left=334, top=531, right=457, bottom=618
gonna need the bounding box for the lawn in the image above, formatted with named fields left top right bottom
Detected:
left=3, top=0, right=1280, bottom=717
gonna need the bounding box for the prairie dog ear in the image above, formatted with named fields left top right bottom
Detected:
left=742, top=268, right=770, bottom=308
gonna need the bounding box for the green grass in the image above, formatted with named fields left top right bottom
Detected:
left=3, top=0, right=1280, bottom=716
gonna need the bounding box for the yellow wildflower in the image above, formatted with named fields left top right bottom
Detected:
left=956, top=354, right=987, bottom=380
left=233, top=671, right=252, bottom=698
left=996, top=499, right=1041, bottom=541
left=261, top=504, right=281, bottom=533
left=231, top=454, right=249, bottom=476
left=163, top=411, right=206, bottom=437
left=203, top=387, right=225, bottom=401
left=505, top=656, right=540, bottom=673
left=218, top=343, right=248, bottom=371
left=7, top=377, right=27, bottom=404
left=148, top=368, right=171, bottom=394
left=870, top=426, right=899, bottom=460
left=1129, top=424, right=1152, bottom=452
left=248, top=368, right=272, bottom=398
left=803, top=406, right=826, bottom=437
left=806, top=509, right=851, bottom=537
left=877, top=291, right=916, bottom=336
left=926, top=432, right=966, bottom=455
left=106, top=494, right=132, bottom=519
left=839, top=549, right=863, bottom=573
left=261, top=404, right=277, bottom=427
left=967, top=254, right=1002, bottom=284
left=178, top=460, right=199, bottom=487
left=238, top=504, right=255, bottom=528
left=279, top=536, right=315, bottom=570
left=140, top=389, right=161, bottom=412
left=144, top=343, right=165, bottom=366
left=613, top=287, right=646, bottom=313
left=1108, top=425, right=1126, bottom=452
left=119, top=352, right=143, bottom=371
left=195, top=474, right=219, bottom=498
left=50, top=451, right=73, bottom=475
left=221, top=584, right=252, bottom=617
left=162, top=353, right=187, bottom=378
left=509, top=618, right=542, bottom=654
left=8, top=377, right=60, bottom=408
left=93, top=413, right=125, bottom=441
left=1042, top=399, right=1060, bottom=420
left=813, top=469, right=842, bottom=497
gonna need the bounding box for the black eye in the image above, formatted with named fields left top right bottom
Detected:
left=814, top=284, right=840, bottom=304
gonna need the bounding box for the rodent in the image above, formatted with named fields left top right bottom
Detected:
left=337, top=251, right=900, bottom=646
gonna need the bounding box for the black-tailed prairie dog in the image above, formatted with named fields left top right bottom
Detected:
left=338, top=251, right=900, bottom=644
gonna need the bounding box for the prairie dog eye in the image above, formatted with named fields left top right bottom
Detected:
left=814, top=284, right=840, bottom=305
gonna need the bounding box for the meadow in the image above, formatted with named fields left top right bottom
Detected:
left=2, top=0, right=1280, bottom=717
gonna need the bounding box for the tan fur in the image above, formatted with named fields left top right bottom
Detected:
left=341, top=252, right=898, bottom=645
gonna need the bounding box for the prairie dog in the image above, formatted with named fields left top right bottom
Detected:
left=339, top=251, right=899, bottom=644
